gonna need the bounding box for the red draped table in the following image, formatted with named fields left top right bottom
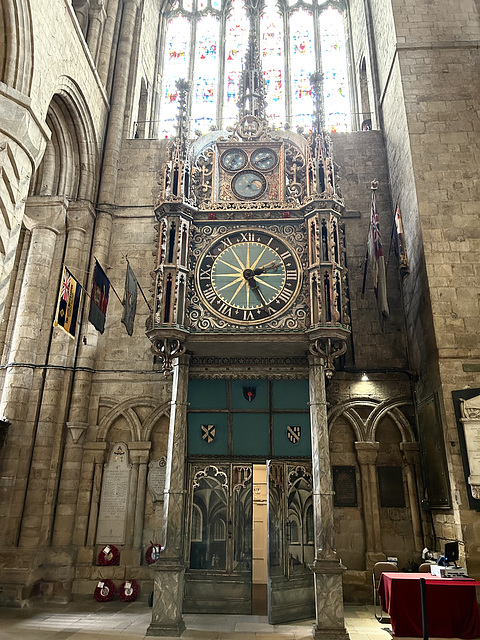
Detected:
left=378, top=572, right=480, bottom=638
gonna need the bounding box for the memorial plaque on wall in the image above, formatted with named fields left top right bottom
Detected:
left=147, top=456, right=167, bottom=502
left=452, top=388, right=480, bottom=511
left=417, top=394, right=452, bottom=509
left=96, top=442, right=131, bottom=544
left=333, top=466, right=357, bottom=507
left=377, top=466, right=405, bottom=508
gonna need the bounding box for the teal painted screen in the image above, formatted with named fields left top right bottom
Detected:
left=188, top=379, right=311, bottom=457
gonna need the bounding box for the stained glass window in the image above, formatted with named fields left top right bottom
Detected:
left=260, top=0, right=286, bottom=129
left=159, top=15, right=190, bottom=139
left=156, top=0, right=352, bottom=137
left=192, top=15, right=220, bottom=132
left=320, top=6, right=350, bottom=132
left=290, top=9, right=315, bottom=132
left=223, top=0, right=248, bottom=128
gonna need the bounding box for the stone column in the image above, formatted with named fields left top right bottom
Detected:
left=132, top=445, right=151, bottom=548
left=0, top=196, right=66, bottom=546
left=97, top=0, right=120, bottom=87
left=18, top=203, right=94, bottom=548
left=400, top=442, right=424, bottom=552
left=87, top=3, right=107, bottom=65
left=147, top=354, right=190, bottom=637
left=308, top=355, right=349, bottom=640
left=72, top=442, right=107, bottom=547
left=52, top=423, right=89, bottom=545
left=355, top=442, right=384, bottom=569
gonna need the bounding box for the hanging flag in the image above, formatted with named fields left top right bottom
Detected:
left=54, top=266, right=82, bottom=339
left=392, top=203, right=410, bottom=280
left=121, top=262, right=138, bottom=336
left=367, top=183, right=389, bottom=321
left=88, top=260, right=110, bottom=334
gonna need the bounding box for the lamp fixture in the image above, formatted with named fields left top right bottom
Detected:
left=361, top=372, right=369, bottom=381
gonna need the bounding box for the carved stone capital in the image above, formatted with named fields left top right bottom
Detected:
left=355, top=441, right=379, bottom=465
left=399, top=441, right=420, bottom=465
left=67, top=422, right=89, bottom=445
left=24, top=195, right=68, bottom=234
left=66, top=201, right=96, bottom=234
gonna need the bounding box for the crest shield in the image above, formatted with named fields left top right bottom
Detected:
left=243, top=386, right=256, bottom=402
left=287, top=425, right=301, bottom=444
left=201, top=424, right=216, bottom=443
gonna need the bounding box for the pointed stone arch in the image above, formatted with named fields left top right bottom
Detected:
left=97, top=396, right=170, bottom=443
left=328, top=395, right=416, bottom=443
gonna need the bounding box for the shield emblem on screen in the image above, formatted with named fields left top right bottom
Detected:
left=287, top=425, right=301, bottom=444
left=201, top=424, right=216, bottom=443
left=243, top=386, right=256, bottom=402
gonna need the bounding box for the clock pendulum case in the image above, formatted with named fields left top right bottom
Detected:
left=195, top=228, right=303, bottom=325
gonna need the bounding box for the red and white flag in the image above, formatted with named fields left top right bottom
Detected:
left=368, top=184, right=389, bottom=321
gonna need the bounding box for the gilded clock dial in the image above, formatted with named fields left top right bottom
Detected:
left=251, top=148, right=277, bottom=171
left=220, top=149, right=247, bottom=171
left=196, top=229, right=302, bottom=324
left=231, top=171, right=266, bottom=200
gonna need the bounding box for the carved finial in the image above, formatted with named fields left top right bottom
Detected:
left=237, top=17, right=267, bottom=124
left=371, top=179, right=378, bottom=191
left=174, top=78, right=190, bottom=153
left=310, top=71, right=325, bottom=132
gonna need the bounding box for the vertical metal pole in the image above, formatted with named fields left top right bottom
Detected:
left=420, top=577, right=429, bottom=640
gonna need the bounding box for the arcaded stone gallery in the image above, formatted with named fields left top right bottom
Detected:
left=0, top=0, right=479, bottom=636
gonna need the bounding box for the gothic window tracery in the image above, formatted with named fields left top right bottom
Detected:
left=157, top=0, right=350, bottom=137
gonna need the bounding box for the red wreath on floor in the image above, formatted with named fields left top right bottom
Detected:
left=145, top=542, right=162, bottom=565
left=118, top=579, right=140, bottom=602
left=98, top=544, right=120, bottom=566
left=94, top=579, right=116, bottom=602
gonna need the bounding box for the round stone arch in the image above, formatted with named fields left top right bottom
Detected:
left=0, top=0, right=34, bottom=95
left=30, top=76, right=98, bottom=201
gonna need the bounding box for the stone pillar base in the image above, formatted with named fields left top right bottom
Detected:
left=146, top=621, right=186, bottom=637
left=310, top=558, right=349, bottom=640
left=313, top=627, right=350, bottom=640
left=146, top=559, right=185, bottom=637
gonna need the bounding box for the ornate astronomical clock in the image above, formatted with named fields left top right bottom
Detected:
left=146, top=34, right=352, bottom=640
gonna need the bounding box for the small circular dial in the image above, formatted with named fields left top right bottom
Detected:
left=231, top=171, right=267, bottom=200
left=220, top=149, right=247, bottom=171
left=251, top=148, right=278, bottom=171
left=196, top=229, right=302, bottom=325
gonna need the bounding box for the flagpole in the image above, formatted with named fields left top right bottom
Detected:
left=385, top=203, right=397, bottom=275
left=126, top=258, right=153, bottom=312
left=94, top=256, right=123, bottom=305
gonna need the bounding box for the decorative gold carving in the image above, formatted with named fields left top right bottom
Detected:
left=150, top=337, right=186, bottom=375
left=309, top=337, right=347, bottom=379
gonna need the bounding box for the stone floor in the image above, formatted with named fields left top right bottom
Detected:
left=0, top=602, right=396, bottom=640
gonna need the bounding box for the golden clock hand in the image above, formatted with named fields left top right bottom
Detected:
left=254, top=259, right=281, bottom=275
left=246, top=276, right=269, bottom=308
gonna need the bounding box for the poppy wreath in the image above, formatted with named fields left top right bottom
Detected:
left=145, top=542, right=162, bottom=565
left=98, top=544, right=120, bottom=566
left=118, top=579, right=140, bottom=602
left=94, top=579, right=116, bottom=602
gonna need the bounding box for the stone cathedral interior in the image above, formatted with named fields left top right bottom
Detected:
left=0, top=0, right=479, bottom=636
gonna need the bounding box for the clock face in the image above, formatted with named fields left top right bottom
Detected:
left=196, top=229, right=302, bottom=325
left=251, top=148, right=277, bottom=171
left=220, top=149, right=247, bottom=171
left=231, top=170, right=267, bottom=200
